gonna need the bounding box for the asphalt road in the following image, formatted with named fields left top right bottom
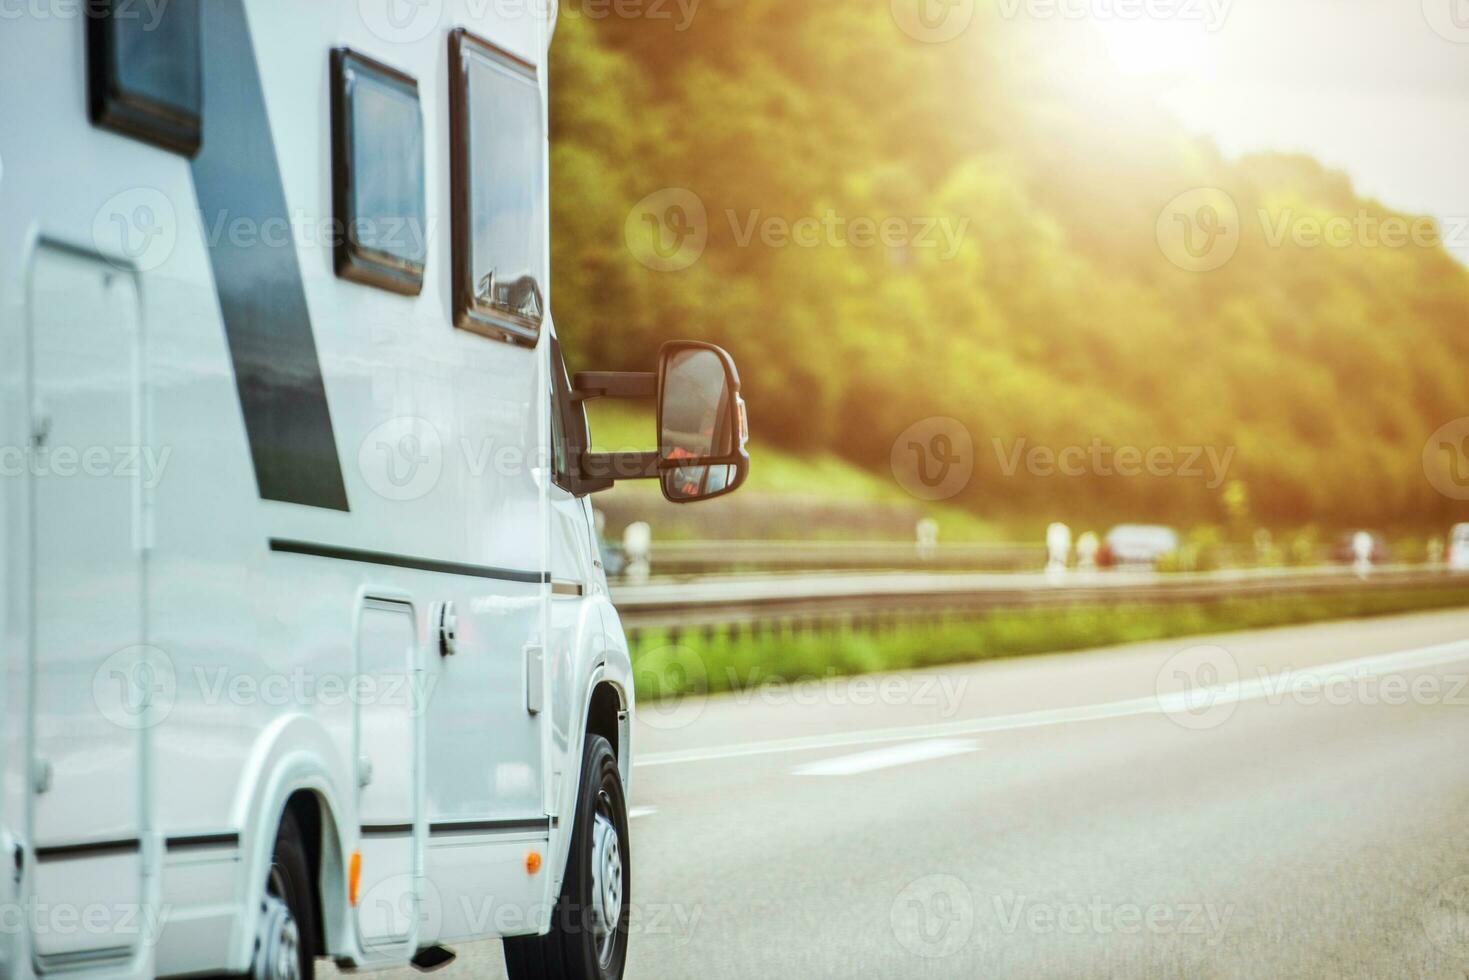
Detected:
left=330, top=608, right=1469, bottom=979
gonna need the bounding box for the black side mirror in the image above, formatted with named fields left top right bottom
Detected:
left=657, top=342, right=750, bottom=503
left=571, top=341, right=750, bottom=504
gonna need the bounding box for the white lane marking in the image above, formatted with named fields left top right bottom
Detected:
left=628, top=806, right=658, bottom=820
left=792, top=738, right=981, bottom=777
left=635, top=638, right=1469, bottom=768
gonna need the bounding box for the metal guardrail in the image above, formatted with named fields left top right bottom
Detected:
left=610, top=564, right=1469, bottom=634
left=639, top=540, right=1048, bottom=572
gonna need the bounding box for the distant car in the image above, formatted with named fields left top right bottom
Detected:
left=1099, top=525, right=1180, bottom=568
left=1449, top=524, right=1469, bottom=570
left=600, top=536, right=629, bottom=578
left=1331, top=531, right=1391, bottom=565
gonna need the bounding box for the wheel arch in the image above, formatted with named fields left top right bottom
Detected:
left=225, top=715, right=353, bottom=972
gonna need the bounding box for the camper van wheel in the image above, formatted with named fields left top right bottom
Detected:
left=205, top=810, right=318, bottom=980
left=504, top=735, right=630, bottom=980
left=255, top=811, right=318, bottom=980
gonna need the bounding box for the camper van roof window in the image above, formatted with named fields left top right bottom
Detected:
left=449, top=29, right=547, bottom=348
left=87, top=0, right=203, bottom=156
left=331, top=49, right=428, bottom=295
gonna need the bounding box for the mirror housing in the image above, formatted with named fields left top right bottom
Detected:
left=572, top=341, right=750, bottom=503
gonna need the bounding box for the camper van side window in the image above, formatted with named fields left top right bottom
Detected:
left=331, top=49, right=428, bottom=295
left=449, top=28, right=547, bottom=348
left=87, top=0, right=203, bottom=156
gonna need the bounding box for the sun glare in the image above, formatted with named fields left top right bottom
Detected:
left=1092, top=17, right=1218, bottom=81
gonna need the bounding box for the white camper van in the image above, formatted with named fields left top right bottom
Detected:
left=0, top=2, right=750, bottom=978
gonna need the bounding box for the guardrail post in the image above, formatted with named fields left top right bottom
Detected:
left=1047, top=523, right=1072, bottom=581
left=624, top=521, right=652, bottom=583
left=1352, top=530, right=1373, bottom=580
left=916, top=518, right=939, bottom=562
left=1076, top=531, right=1099, bottom=572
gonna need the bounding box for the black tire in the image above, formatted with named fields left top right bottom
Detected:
left=199, top=810, right=318, bottom=980
left=266, top=810, right=318, bottom=980
left=504, top=735, right=630, bottom=980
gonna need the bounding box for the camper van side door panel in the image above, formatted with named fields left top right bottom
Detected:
left=26, top=242, right=147, bottom=966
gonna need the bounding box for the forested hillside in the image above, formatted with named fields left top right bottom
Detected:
left=547, top=0, right=1469, bottom=528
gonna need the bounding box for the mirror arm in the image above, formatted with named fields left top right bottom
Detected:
left=572, top=372, right=657, bottom=402
left=575, top=450, right=661, bottom=487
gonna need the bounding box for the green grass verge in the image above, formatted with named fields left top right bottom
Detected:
left=631, top=586, right=1469, bottom=700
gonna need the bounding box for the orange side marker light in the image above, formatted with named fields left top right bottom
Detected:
left=526, top=851, right=542, bottom=875
left=349, top=850, right=362, bottom=906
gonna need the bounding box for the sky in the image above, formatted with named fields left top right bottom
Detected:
left=1088, top=0, right=1469, bottom=264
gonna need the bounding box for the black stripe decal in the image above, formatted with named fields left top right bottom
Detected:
left=271, top=538, right=549, bottom=584
left=166, top=832, right=240, bottom=851
left=36, top=839, right=141, bottom=862
left=430, top=819, right=551, bottom=838
left=191, top=0, right=349, bottom=512
left=361, top=824, right=415, bottom=837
